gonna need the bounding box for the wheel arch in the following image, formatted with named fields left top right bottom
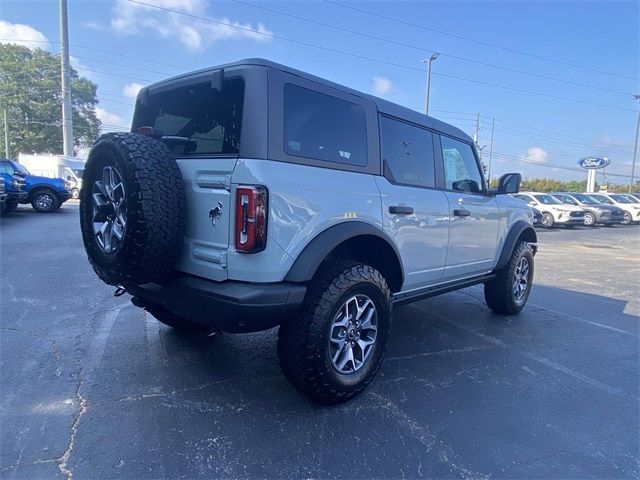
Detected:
left=27, top=185, right=60, bottom=203
left=284, top=221, right=404, bottom=293
left=495, top=220, right=537, bottom=271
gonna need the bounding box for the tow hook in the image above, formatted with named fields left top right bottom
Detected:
left=113, top=286, right=127, bottom=297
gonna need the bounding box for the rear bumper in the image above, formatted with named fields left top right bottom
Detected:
left=128, top=275, right=307, bottom=333
left=57, top=192, right=71, bottom=203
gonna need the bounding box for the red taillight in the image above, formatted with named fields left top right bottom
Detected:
left=235, top=185, right=268, bottom=253
left=136, top=126, right=155, bottom=135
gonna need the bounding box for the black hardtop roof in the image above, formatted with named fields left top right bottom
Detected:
left=143, top=58, right=472, bottom=143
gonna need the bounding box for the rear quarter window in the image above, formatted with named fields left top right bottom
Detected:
left=133, top=77, right=244, bottom=156
left=283, top=83, right=367, bottom=166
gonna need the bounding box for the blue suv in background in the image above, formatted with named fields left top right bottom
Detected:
left=0, top=162, right=27, bottom=216
left=0, top=158, right=71, bottom=213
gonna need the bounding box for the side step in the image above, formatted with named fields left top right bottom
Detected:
left=392, top=273, right=495, bottom=306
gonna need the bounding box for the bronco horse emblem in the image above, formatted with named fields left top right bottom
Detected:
left=209, top=201, right=223, bottom=226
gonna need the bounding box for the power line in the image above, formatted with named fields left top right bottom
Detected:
left=325, top=0, right=638, bottom=82
left=3, top=28, right=635, bottom=113
left=117, top=1, right=634, bottom=113
left=232, top=0, right=632, bottom=97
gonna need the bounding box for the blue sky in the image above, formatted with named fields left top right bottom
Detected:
left=1, top=0, right=638, bottom=181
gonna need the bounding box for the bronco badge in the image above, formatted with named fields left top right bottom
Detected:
left=209, top=201, right=223, bottom=226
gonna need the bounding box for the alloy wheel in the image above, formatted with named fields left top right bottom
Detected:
left=92, top=166, right=127, bottom=254
left=329, top=294, right=378, bottom=374
left=35, top=193, right=54, bottom=211
left=512, top=257, right=530, bottom=303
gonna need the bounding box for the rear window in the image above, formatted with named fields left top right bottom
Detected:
left=283, top=83, right=367, bottom=166
left=133, top=77, right=244, bottom=155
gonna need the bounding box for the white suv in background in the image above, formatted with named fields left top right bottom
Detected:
left=513, top=192, right=585, bottom=228
left=590, top=193, right=640, bottom=225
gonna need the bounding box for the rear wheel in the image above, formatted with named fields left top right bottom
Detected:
left=71, top=188, right=80, bottom=199
left=31, top=189, right=60, bottom=213
left=485, top=241, right=534, bottom=315
left=278, top=261, right=392, bottom=404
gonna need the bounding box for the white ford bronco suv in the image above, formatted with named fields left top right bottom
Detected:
left=80, top=59, right=536, bottom=404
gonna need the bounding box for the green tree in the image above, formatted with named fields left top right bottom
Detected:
left=0, top=43, right=100, bottom=157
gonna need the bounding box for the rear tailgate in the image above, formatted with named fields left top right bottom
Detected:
left=174, top=158, right=237, bottom=281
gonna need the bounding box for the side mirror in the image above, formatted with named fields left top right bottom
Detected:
left=496, top=173, right=522, bottom=195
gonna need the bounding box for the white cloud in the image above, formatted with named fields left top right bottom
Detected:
left=520, top=147, right=549, bottom=163
left=83, top=21, right=107, bottom=32
left=110, top=0, right=272, bottom=51
left=122, top=82, right=144, bottom=98
left=0, top=21, right=50, bottom=49
left=372, top=76, right=392, bottom=96
left=96, top=108, right=124, bottom=127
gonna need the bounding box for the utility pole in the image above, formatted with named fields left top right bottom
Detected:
left=60, top=0, right=74, bottom=157
left=3, top=109, right=9, bottom=159
left=487, top=117, right=495, bottom=185
left=473, top=113, right=481, bottom=146
left=422, top=53, right=439, bottom=116
left=630, top=94, right=640, bottom=192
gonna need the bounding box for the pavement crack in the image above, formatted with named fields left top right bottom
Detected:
left=57, top=368, right=87, bottom=480
left=370, top=392, right=490, bottom=479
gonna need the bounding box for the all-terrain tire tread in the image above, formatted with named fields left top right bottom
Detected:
left=484, top=241, right=534, bottom=315
left=80, top=132, right=186, bottom=286
left=278, top=261, right=392, bottom=404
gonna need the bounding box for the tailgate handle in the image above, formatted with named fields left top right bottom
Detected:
left=454, top=209, right=471, bottom=217
left=389, top=205, right=414, bottom=215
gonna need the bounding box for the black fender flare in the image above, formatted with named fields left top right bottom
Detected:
left=284, top=221, right=404, bottom=288
left=495, top=220, right=537, bottom=271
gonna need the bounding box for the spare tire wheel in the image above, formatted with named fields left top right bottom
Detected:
left=79, top=132, right=186, bottom=286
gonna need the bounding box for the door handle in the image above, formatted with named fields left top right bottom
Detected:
left=453, top=209, right=471, bottom=217
left=389, top=205, right=414, bottom=215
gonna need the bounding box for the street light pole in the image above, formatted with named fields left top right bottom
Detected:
left=60, top=0, right=74, bottom=157
left=3, top=109, right=9, bottom=159
left=630, top=94, right=640, bottom=193
left=422, top=53, right=439, bottom=116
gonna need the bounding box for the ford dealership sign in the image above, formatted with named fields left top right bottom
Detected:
left=578, top=157, right=610, bottom=170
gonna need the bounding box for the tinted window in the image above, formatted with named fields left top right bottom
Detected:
left=380, top=116, right=435, bottom=188
left=0, top=163, right=15, bottom=175
left=283, top=84, right=367, bottom=166
left=440, top=136, right=484, bottom=193
left=133, top=78, right=244, bottom=155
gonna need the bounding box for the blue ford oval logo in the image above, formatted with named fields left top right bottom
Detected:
left=577, top=157, right=610, bottom=169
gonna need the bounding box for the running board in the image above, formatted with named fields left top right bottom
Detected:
left=392, top=274, right=495, bottom=306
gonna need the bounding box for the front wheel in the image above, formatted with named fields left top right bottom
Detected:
left=278, top=261, right=392, bottom=404
left=541, top=212, right=554, bottom=228
left=583, top=212, right=596, bottom=226
left=484, top=241, right=534, bottom=315
left=71, top=188, right=80, bottom=199
left=31, top=190, right=60, bottom=213
left=622, top=212, right=632, bottom=225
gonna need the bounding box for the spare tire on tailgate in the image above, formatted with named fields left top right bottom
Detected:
left=79, top=132, right=186, bottom=286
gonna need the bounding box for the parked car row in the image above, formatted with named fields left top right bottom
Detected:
left=512, top=191, right=640, bottom=228
left=0, top=158, right=73, bottom=216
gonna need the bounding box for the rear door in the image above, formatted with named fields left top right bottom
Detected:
left=375, top=116, right=450, bottom=289
left=437, top=134, right=500, bottom=280
left=132, top=74, right=248, bottom=281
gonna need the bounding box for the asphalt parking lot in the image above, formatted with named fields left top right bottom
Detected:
left=1, top=202, right=638, bottom=479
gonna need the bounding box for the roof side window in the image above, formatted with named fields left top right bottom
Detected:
left=379, top=116, right=435, bottom=188
left=283, top=83, right=367, bottom=166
